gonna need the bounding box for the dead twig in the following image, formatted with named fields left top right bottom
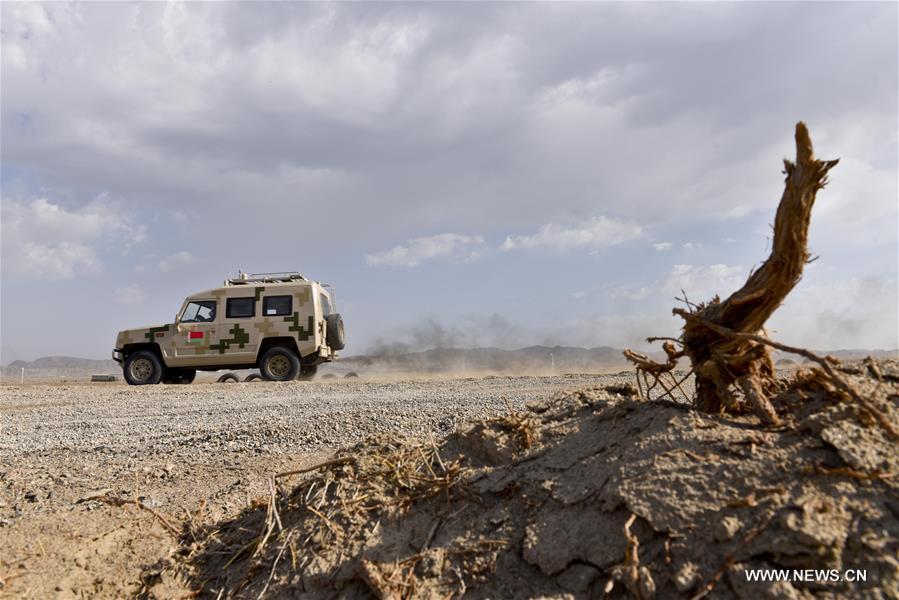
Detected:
left=94, top=495, right=181, bottom=538
left=256, top=531, right=293, bottom=600
left=268, top=477, right=283, bottom=533
left=275, top=457, right=355, bottom=480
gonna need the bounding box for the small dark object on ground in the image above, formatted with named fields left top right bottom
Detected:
left=604, top=382, right=637, bottom=397
left=91, top=375, right=117, bottom=382
left=344, top=372, right=359, bottom=379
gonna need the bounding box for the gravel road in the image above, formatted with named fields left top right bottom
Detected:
left=1, top=373, right=632, bottom=457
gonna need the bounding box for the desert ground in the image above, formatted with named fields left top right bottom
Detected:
left=2, top=363, right=898, bottom=599
left=0, top=373, right=635, bottom=598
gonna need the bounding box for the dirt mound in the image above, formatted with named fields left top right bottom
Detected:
left=155, top=361, right=899, bottom=599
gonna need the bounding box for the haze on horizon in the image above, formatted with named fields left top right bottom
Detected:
left=1, top=2, right=897, bottom=363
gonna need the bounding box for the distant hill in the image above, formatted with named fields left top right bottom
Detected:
left=2, top=356, right=120, bottom=381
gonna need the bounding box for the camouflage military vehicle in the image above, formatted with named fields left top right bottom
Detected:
left=112, top=272, right=345, bottom=385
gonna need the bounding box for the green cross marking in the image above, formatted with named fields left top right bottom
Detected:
left=209, top=324, right=251, bottom=354
left=284, top=312, right=314, bottom=341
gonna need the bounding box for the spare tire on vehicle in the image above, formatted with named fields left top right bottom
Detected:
left=325, top=313, right=346, bottom=351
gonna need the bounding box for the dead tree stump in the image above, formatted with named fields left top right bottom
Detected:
left=675, top=122, right=838, bottom=424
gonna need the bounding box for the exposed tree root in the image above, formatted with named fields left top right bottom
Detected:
left=626, top=122, right=841, bottom=425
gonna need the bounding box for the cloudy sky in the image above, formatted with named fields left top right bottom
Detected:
left=1, top=1, right=896, bottom=362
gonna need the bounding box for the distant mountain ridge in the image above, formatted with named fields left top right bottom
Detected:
left=5, top=356, right=120, bottom=370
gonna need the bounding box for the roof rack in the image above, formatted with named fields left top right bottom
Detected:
left=225, top=271, right=307, bottom=285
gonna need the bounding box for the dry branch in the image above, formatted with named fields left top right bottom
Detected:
left=94, top=495, right=182, bottom=538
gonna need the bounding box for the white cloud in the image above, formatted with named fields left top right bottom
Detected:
left=18, top=241, right=100, bottom=281
left=366, top=233, right=485, bottom=267
left=666, top=263, right=744, bottom=300
left=158, top=251, right=201, bottom=272
left=682, top=242, right=702, bottom=250
left=502, top=216, right=643, bottom=252
left=653, top=242, right=672, bottom=251
left=114, top=284, right=146, bottom=306
left=614, top=263, right=747, bottom=302
left=0, top=197, right=146, bottom=281
left=572, top=290, right=586, bottom=300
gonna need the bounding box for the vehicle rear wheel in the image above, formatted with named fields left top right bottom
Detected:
left=260, top=347, right=300, bottom=382
left=164, top=368, right=196, bottom=384
left=124, top=351, right=164, bottom=385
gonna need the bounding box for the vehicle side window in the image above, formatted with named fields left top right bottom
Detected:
left=320, top=293, right=333, bottom=316
left=181, top=300, right=217, bottom=323
left=262, top=295, right=292, bottom=316
left=226, top=297, right=255, bottom=319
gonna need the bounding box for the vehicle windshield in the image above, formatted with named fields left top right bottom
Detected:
left=181, top=300, right=216, bottom=323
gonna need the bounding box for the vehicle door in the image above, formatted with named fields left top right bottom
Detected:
left=174, top=299, right=222, bottom=366
left=218, top=295, right=257, bottom=365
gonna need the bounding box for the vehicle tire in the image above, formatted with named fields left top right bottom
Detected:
left=217, top=373, right=240, bottom=383
left=244, top=373, right=263, bottom=382
left=298, top=365, right=318, bottom=380
left=325, top=314, right=346, bottom=351
left=124, top=350, right=164, bottom=385
left=259, top=347, right=300, bottom=382
left=164, top=368, right=196, bottom=384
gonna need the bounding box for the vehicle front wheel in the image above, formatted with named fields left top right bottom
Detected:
left=259, top=347, right=300, bottom=382
left=124, top=351, right=164, bottom=385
